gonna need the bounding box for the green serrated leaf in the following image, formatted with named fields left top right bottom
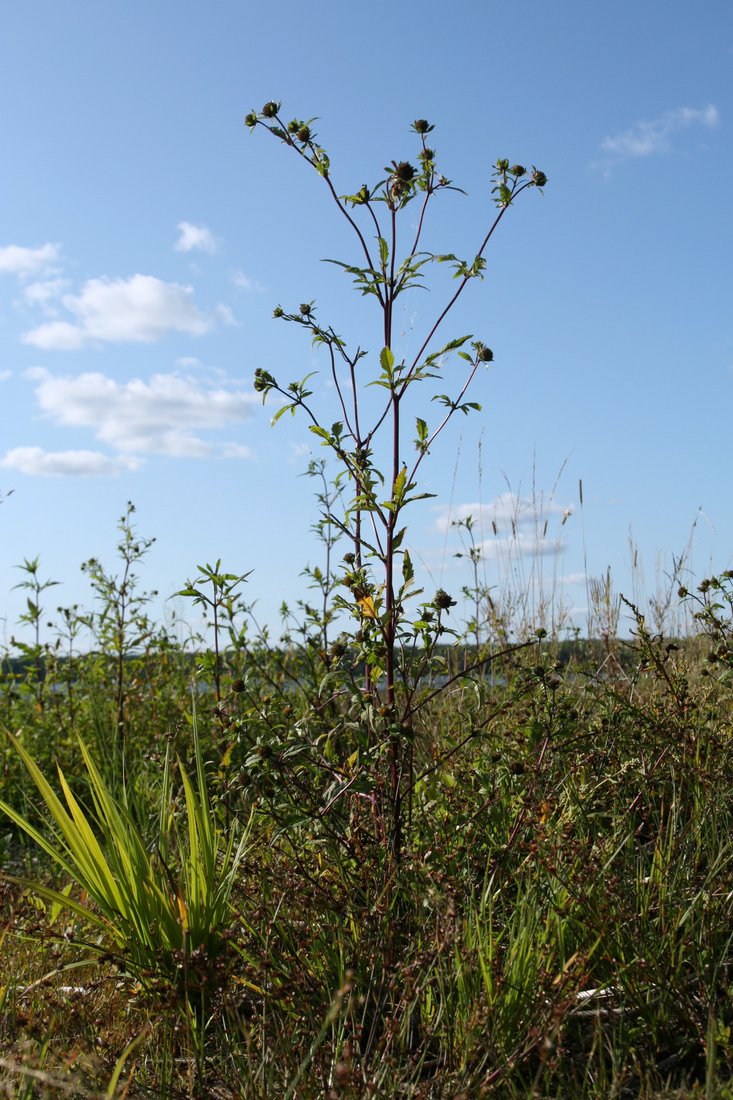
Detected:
left=271, top=404, right=293, bottom=425
left=392, top=466, right=407, bottom=506
left=380, top=346, right=395, bottom=375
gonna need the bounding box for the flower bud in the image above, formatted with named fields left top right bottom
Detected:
left=532, top=168, right=547, bottom=188
left=254, top=368, right=276, bottom=392
left=296, top=125, right=311, bottom=143
left=478, top=346, right=494, bottom=363
left=433, top=589, right=456, bottom=611
left=244, top=112, right=258, bottom=129
left=393, top=160, right=416, bottom=183
left=273, top=305, right=284, bottom=318
left=413, top=119, right=431, bottom=134
left=299, top=303, right=312, bottom=316
left=262, top=101, right=279, bottom=119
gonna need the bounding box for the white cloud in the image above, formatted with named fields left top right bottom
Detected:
left=233, top=269, right=265, bottom=292
left=21, top=278, right=69, bottom=311
left=599, top=104, right=719, bottom=162
left=477, top=533, right=565, bottom=561
left=220, top=442, right=253, bottom=460
left=437, top=493, right=569, bottom=534
left=23, top=274, right=215, bottom=349
left=559, top=572, right=587, bottom=586
left=215, top=303, right=236, bottom=326
left=0, top=243, right=61, bottom=279
left=1, top=446, right=141, bottom=477
left=437, top=492, right=571, bottom=561
left=175, top=222, right=217, bottom=254
left=0, top=370, right=11, bottom=382
left=26, top=367, right=258, bottom=458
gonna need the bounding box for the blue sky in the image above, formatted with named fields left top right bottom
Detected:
left=1, top=0, right=731, bottom=646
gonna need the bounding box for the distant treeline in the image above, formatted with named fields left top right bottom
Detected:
left=0, top=637, right=641, bottom=684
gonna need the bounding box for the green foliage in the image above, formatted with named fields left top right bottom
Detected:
left=2, top=106, right=733, bottom=1098
left=0, top=720, right=252, bottom=1007
left=176, top=560, right=251, bottom=705
left=80, top=502, right=159, bottom=748
left=247, top=101, right=547, bottom=860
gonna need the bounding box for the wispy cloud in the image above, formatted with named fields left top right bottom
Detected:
left=175, top=222, right=217, bottom=254
left=1, top=446, right=141, bottom=477
left=20, top=278, right=69, bottom=311
left=0, top=243, right=61, bottom=279
left=232, top=269, right=265, bottom=293
left=437, top=493, right=570, bottom=535
left=437, top=492, right=572, bottom=562
left=476, top=532, right=565, bottom=561
left=559, top=572, right=587, bottom=586
left=22, top=274, right=215, bottom=350
left=597, top=104, right=719, bottom=169
left=25, top=366, right=258, bottom=458
left=220, top=442, right=253, bottom=460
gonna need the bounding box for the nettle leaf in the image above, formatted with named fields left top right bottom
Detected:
left=380, top=346, right=395, bottom=377
left=391, top=466, right=408, bottom=507
left=271, top=403, right=296, bottom=425
left=396, top=253, right=433, bottom=279
left=175, top=586, right=204, bottom=600
left=323, top=259, right=384, bottom=297
left=309, top=425, right=331, bottom=444
left=402, top=549, right=414, bottom=584
left=312, top=148, right=330, bottom=175
left=378, top=236, right=389, bottom=268
left=425, top=335, right=472, bottom=366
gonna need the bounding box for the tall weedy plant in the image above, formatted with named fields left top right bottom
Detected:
left=81, top=502, right=157, bottom=748
left=245, top=102, right=546, bottom=860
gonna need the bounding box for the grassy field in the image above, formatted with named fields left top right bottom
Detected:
left=1, top=521, right=732, bottom=1099
left=1, top=108, right=731, bottom=1099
